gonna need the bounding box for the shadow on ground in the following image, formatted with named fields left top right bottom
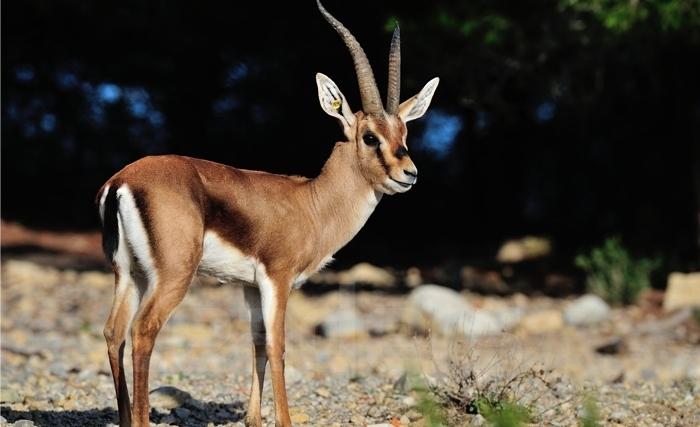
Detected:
left=1, top=401, right=245, bottom=427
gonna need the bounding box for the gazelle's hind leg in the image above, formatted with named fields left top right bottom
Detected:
left=130, top=270, right=196, bottom=426
left=103, top=267, right=138, bottom=427
left=103, top=205, right=139, bottom=427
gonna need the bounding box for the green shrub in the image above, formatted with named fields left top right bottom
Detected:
left=477, top=398, right=530, bottom=427
left=579, top=394, right=600, bottom=427
left=575, top=237, right=660, bottom=305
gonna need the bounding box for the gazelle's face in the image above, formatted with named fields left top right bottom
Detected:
left=316, top=74, right=439, bottom=195
left=353, top=112, right=417, bottom=195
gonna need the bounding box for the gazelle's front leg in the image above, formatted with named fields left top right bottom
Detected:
left=259, top=275, right=292, bottom=427
left=244, top=286, right=268, bottom=427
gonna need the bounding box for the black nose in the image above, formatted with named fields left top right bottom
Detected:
left=404, top=169, right=417, bottom=178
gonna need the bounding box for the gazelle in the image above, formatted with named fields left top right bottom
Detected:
left=96, top=1, right=438, bottom=426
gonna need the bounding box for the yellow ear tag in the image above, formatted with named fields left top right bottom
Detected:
left=331, top=99, right=341, bottom=111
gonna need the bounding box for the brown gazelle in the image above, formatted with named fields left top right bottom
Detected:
left=96, top=1, right=438, bottom=426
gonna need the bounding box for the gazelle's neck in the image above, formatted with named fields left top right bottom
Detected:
left=307, top=142, right=382, bottom=256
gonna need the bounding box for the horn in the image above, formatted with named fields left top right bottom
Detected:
left=386, top=23, right=401, bottom=114
left=317, top=0, right=383, bottom=114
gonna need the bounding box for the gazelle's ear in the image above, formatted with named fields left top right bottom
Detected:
left=316, top=73, right=356, bottom=131
left=398, top=77, right=440, bottom=122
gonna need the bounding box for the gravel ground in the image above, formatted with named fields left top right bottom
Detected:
left=1, top=258, right=699, bottom=426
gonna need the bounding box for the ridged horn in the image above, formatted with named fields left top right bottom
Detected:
left=317, top=0, right=384, bottom=114
left=386, top=23, right=401, bottom=114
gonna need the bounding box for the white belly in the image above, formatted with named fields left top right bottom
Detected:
left=197, top=231, right=259, bottom=284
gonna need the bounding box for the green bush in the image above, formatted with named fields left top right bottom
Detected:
left=575, top=237, right=660, bottom=305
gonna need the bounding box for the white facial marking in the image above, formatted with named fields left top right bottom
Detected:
left=116, top=185, right=159, bottom=288
left=198, top=231, right=258, bottom=284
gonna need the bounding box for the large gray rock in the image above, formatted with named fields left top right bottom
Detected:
left=149, top=386, right=191, bottom=409
left=316, top=308, right=367, bottom=338
left=563, top=294, right=610, bottom=326
left=401, top=285, right=519, bottom=337
left=663, top=272, right=700, bottom=312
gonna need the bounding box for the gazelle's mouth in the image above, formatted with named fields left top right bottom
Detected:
left=390, top=178, right=413, bottom=188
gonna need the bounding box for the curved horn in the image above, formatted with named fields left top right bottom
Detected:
left=386, top=24, right=401, bottom=114
left=317, top=0, right=383, bottom=114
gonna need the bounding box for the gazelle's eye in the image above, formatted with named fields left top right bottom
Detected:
left=363, top=132, right=379, bottom=146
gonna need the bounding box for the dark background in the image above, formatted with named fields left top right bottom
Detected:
left=3, top=0, right=699, bottom=278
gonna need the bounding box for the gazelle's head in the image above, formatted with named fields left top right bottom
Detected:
left=315, top=0, right=439, bottom=195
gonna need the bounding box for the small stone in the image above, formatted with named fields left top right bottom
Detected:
left=350, top=414, right=365, bottom=424
left=0, top=387, right=21, bottom=403
left=402, top=396, right=417, bottom=407
left=367, top=405, right=382, bottom=418
left=173, top=407, right=192, bottom=418
left=290, top=412, right=310, bottom=423
left=609, top=410, right=629, bottom=423
left=149, top=386, right=191, bottom=409
left=406, top=409, right=422, bottom=421
left=315, top=387, right=330, bottom=398
left=518, top=310, right=564, bottom=334
left=400, top=415, right=411, bottom=425
left=564, top=294, right=610, bottom=326
left=13, top=421, right=35, bottom=427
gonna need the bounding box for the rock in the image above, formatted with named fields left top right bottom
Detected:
left=349, top=414, right=365, bottom=424
left=496, top=236, right=551, bottom=263
left=400, top=415, right=411, bottom=425
left=401, top=285, right=517, bottom=336
left=461, top=267, right=509, bottom=294
left=290, top=412, right=310, bottom=423
left=13, top=421, right=35, bottom=427
left=608, top=409, right=629, bottom=423
left=404, top=267, right=423, bottom=288
left=367, top=405, right=382, bottom=418
left=315, top=387, right=330, bottom=398
left=401, top=285, right=470, bottom=334
left=663, top=272, right=700, bottom=312
left=0, top=387, right=21, bottom=403
left=337, top=262, right=395, bottom=287
left=595, top=338, right=626, bottom=355
left=316, top=308, right=367, bottom=338
left=564, top=294, right=610, bottom=326
left=518, top=310, right=564, bottom=334
left=149, top=386, right=191, bottom=409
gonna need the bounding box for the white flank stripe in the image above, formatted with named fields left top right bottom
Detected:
left=98, top=185, right=110, bottom=223
left=116, top=185, right=158, bottom=288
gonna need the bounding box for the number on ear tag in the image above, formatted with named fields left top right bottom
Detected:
left=331, top=99, right=341, bottom=111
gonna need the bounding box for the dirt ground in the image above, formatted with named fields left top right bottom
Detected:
left=1, top=252, right=699, bottom=426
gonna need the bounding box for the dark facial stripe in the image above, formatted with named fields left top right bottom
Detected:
left=375, top=144, right=390, bottom=175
